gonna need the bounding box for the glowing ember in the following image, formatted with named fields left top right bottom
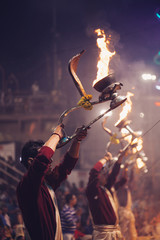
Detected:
left=132, top=137, right=143, bottom=154
left=121, top=128, right=132, bottom=142
left=115, top=92, right=134, bottom=126
left=93, top=28, right=115, bottom=87
left=136, top=157, right=145, bottom=169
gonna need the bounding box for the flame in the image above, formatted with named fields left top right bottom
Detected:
left=93, top=28, right=115, bottom=86
left=136, top=157, right=145, bottom=169
left=121, top=128, right=132, bottom=142
left=115, top=91, right=144, bottom=154
left=115, top=92, right=134, bottom=127
left=132, top=137, right=143, bottom=154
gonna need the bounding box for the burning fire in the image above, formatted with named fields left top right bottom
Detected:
left=93, top=28, right=115, bottom=86
left=115, top=92, right=134, bottom=126
left=115, top=91, right=144, bottom=163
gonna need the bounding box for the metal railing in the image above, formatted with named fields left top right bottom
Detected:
left=0, top=158, right=24, bottom=189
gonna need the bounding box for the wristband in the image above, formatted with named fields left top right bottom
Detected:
left=52, top=132, right=61, bottom=140
left=75, top=138, right=82, bottom=143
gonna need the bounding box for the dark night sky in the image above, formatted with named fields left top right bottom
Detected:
left=0, top=0, right=159, bottom=91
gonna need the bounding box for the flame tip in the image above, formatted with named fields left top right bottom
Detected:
left=93, top=28, right=116, bottom=86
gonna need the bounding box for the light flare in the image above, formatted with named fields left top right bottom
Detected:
left=93, top=28, right=115, bottom=87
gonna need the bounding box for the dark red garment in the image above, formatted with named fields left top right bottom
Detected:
left=86, top=161, right=121, bottom=225
left=74, top=229, right=85, bottom=239
left=17, top=146, right=78, bottom=240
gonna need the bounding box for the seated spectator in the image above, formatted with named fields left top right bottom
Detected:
left=2, top=205, right=11, bottom=228
left=13, top=212, right=25, bottom=240
left=61, top=194, right=80, bottom=240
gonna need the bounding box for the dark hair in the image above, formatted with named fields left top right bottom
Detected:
left=65, top=194, right=74, bottom=204
left=21, top=140, right=44, bottom=169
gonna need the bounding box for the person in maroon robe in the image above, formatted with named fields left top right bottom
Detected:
left=86, top=149, right=128, bottom=240
left=17, top=124, right=87, bottom=240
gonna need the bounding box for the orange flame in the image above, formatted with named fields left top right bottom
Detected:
left=132, top=137, right=143, bottom=154
left=115, top=92, right=134, bottom=126
left=116, top=92, right=143, bottom=155
left=93, top=28, right=115, bottom=86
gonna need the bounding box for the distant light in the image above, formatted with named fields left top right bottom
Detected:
left=156, top=12, right=160, bottom=19
left=100, top=109, right=112, bottom=116
left=154, top=51, right=160, bottom=65
left=142, top=74, right=156, bottom=81
left=155, top=77, right=160, bottom=90
left=139, top=112, right=144, bottom=118
left=155, top=102, right=160, bottom=107
left=144, top=168, right=148, bottom=173
left=155, top=8, right=160, bottom=20
left=155, top=85, right=160, bottom=90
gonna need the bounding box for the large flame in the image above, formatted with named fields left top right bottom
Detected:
left=93, top=28, right=115, bottom=86
left=115, top=92, right=134, bottom=126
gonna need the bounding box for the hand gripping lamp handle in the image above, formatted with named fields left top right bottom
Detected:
left=56, top=108, right=113, bottom=149
left=56, top=96, right=127, bottom=149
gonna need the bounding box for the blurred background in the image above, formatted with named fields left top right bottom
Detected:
left=0, top=0, right=160, bottom=238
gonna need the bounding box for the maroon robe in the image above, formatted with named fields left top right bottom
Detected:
left=86, top=161, right=121, bottom=225
left=17, top=146, right=78, bottom=240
